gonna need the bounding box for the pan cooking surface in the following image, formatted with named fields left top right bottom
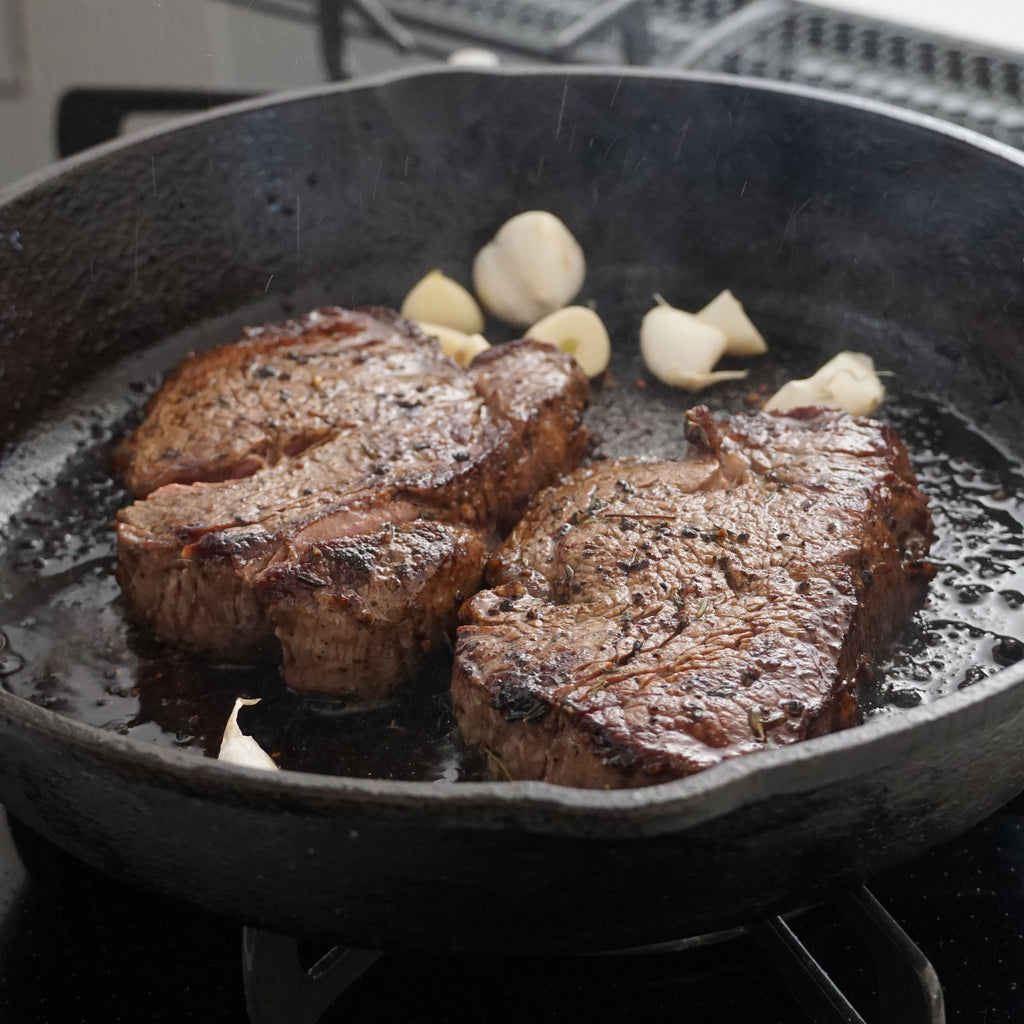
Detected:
left=2, top=303, right=1023, bottom=782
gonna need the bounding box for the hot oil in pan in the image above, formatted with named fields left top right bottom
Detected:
left=863, top=403, right=1024, bottom=712
left=0, top=310, right=488, bottom=781
left=0, top=441, right=483, bottom=780
left=0, top=422, right=483, bottom=780
left=1, top=360, right=1023, bottom=779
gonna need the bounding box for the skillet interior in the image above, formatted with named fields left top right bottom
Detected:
left=1, top=68, right=1024, bottom=952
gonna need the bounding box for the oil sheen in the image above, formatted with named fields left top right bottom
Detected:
left=2, top=337, right=1022, bottom=782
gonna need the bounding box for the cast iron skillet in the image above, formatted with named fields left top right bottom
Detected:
left=1, top=68, right=1024, bottom=955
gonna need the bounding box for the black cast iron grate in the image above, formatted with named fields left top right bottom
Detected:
left=242, top=887, right=945, bottom=1024
left=676, top=0, right=1024, bottom=149
left=192, top=2, right=1024, bottom=149
left=377, top=0, right=749, bottom=63
left=356, top=0, right=1024, bottom=147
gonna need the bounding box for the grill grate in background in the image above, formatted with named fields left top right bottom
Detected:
left=381, top=0, right=623, bottom=60
left=369, top=0, right=1024, bottom=148
left=679, top=1, right=1024, bottom=148
left=377, top=0, right=750, bottom=66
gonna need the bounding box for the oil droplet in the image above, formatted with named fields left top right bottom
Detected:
left=993, top=636, right=1024, bottom=666
left=0, top=649, right=23, bottom=677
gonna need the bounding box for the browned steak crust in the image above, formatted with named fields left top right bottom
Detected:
left=451, top=406, right=935, bottom=787
left=116, top=307, right=590, bottom=697
left=117, top=307, right=430, bottom=498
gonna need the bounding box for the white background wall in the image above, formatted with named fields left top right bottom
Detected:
left=0, top=0, right=432, bottom=190
left=3, top=1, right=219, bottom=188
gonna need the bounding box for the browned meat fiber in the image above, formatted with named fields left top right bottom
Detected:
left=116, top=307, right=590, bottom=697
left=452, top=406, right=935, bottom=788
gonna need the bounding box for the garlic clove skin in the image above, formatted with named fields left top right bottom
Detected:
left=416, top=321, right=491, bottom=367
left=401, top=269, right=484, bottom=335
left=525, top=305, right=611, bottom=378
left=764, top=351, right=885, bottom=416
left=473, top=211, right=586, bottom=326
left=218, top=698, right=279, bottom=771
left=670, top=369, right=749, bottom=389
left=640, top=303, right=730, bottom=389
left=695, top=289, right=768, bottom=357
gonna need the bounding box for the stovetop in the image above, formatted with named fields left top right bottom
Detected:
left=1, top=793, right=1023, bottom=1023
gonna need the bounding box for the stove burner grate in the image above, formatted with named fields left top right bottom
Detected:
left=56, top=1, right=1024, bottom=160
left=242, top=885, right=944, bottom=1024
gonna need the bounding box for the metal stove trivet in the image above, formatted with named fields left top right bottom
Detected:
left=676, top=0, right=1024, bottom=149
left=196, top=1, right=1024, bottom=153
left=340, top=0, right=1024, bottom=149
left=242, top=884, right=944, bottom=1024
left=56, top=1, right=1024, bottom=159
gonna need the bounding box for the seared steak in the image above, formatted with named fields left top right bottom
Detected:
left=452, top=406, right=935, bottom=787
left=116, top=307, right=589, bottom=697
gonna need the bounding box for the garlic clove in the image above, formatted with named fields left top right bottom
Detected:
left=473, top=211, right=586, bottom=326
left=764, top=351, right=885, bottom=416
left=416, top=321, right=491, bottom=367
left=401, top=269, right=484, bottom=335
left=525, top=305, right=611, bottom=378
left=218, top=698, right=279, bottom=771
left=762, top=378, right=820, bottom=413
left=640, top=303, right=730, bottom=389
left=695, top=289, right=768, bottom=357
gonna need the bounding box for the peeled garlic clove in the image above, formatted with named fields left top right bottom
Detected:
left=218, top=698, right=279, bottom=771
left=416, top=321, right=491, bottom=367
left=401, top=269, right=484, bottom=335
left=473, top=211, right=586, bottom=326
left=762, top=378, right=820, bottom=413
left=695, top=289, right=768, bottom=357
left=525, top=305, right=611, bottom=378
left=640, top=303, right=730, bottom=389
left=764, top=351, right=885, bottom=416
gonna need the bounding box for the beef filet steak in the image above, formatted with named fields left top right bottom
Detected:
left=116, top=307, right=589, bottom=697
left=452, top=406, right=935, bottom=787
